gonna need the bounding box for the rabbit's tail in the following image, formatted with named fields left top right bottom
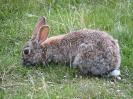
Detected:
left=103, top=69, right=120, bottom=77
left=108, top=69, right=120, bottom=77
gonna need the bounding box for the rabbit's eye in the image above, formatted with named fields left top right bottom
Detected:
left=24, top=49, right=30, bottom=55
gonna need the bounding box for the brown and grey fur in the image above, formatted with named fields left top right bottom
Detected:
left=21, top=17, right=121, bottom=77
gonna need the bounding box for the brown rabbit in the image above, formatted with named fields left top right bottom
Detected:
left=21, top=17, right=121, bottom=77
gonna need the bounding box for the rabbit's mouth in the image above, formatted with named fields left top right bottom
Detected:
left=22, top=59, right=37, bottom=67
left=22, top=59, right=44, bottom=67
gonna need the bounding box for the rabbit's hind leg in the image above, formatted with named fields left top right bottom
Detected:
left=72, top=43, right=96, bottom=75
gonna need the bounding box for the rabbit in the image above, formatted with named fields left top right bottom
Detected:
left=21, top=17, right=121, bottom=77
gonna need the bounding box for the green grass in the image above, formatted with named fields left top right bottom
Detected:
left=0, top=0, right=133, bottom=98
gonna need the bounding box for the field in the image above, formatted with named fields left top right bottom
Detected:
left=0, top=0, right=133, bottom=98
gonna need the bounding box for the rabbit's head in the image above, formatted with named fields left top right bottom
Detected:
left=21, top=17, right=50, bottom=66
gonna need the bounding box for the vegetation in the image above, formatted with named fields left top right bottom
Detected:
left=0, top=0, right=133, bottom=98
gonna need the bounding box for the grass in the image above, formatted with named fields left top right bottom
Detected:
left=0, top=0, right=133, bottom=98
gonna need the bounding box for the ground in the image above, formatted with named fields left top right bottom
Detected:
left=0, top=0, right=133, bottom=98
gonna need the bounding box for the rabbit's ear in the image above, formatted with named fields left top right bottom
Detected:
left=33, top=17, right=46, bottom=37
left=37, top=25, right=50, bottom=42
